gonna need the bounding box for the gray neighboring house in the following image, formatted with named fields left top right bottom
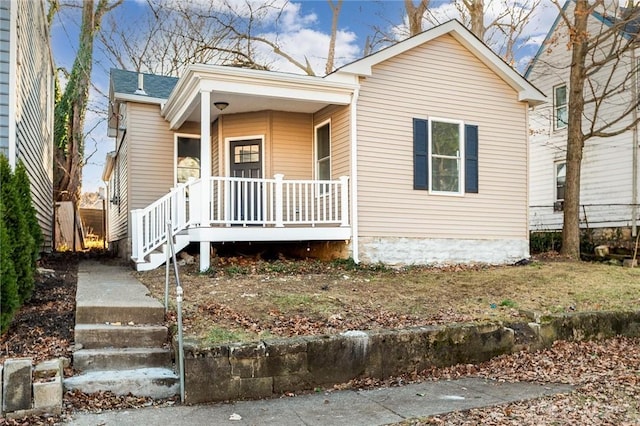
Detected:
left=0, top=0, right=55, bottom=251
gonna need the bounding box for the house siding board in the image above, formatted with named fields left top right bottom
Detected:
left=212, top=120, right=219, bottom=176
left=0, top=1, right=9, bottom=156
left=356, top=34, right=528, bottom=240
left=10, top=0, right=54, bottom=251
left=221, top=112, right=270, bottom=175
left=128, top=103, right=174, bottom=210
left=528, top=7, right=638, bottom=231
left=271, top=111, right=312, bottom=179
left=108, top=132, right=129, bottom=242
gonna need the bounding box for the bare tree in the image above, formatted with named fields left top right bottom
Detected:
left=405, top=0, right=430, bottom=36
left=98, top=0, right=347, bottom=77
left=541, top=1, right=640, bottom=259
left=98, top=0, right=235, bottom=76
left=368, top=0, right=542, bottom=66
left=51, top=0, right=123, bottom=203
left=325, top=0, right=343, bottom=74
left=463, top=0, right=485, bottom=39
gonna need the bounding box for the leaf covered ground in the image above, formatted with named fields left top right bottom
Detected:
left=135, top=254, right=640, bottom=344
left=1, top=253, right=639, bottom=425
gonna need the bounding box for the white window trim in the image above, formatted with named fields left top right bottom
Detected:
left=223, top=135, right=265, bottom=178
left=428, top=117, right=465, bottom=196
left=314, top=119, right=331, bottom=192
left=174, top=133, right=201, bottom=185
left=553, top=84, right=568, bottom=131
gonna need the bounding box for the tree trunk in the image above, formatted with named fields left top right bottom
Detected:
left=465, top=0, right=485, bottom=39
left=53, top=0, right=121, bottom=203
left=325, top=0, right=343, bottom=75
left=561, top=0, right=589, bottom=260
left=404, top=0, right=429, bottom=36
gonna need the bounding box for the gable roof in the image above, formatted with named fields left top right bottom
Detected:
left=110, top=68, right=178, bottom=103
left=333, top=20, right=546, bottom=106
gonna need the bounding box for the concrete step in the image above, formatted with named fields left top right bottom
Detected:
left=76, top=305, right=165, bottom=325
left=76, top=261, right=165, bottom=324
left=73, top=348, right=173, bottom=372
left=64, top=368, right=179, bottom=398
left=74, top=324, right=168, bottom=349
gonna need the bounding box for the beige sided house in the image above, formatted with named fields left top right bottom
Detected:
left=103, top=20, right=545, bottom=272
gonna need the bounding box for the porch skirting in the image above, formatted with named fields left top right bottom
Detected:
left=358, top=236, right=529, bottom=266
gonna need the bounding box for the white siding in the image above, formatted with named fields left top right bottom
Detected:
left=0, top=1, right=9, bottom=157
left=528, top=6, right=640, bottom=231
left=8, top=0, right=54, bottom=251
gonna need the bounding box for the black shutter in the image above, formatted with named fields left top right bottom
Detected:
left=413, top=118, right=428, bottom=190
left=465, top=124, right=479, bottom=193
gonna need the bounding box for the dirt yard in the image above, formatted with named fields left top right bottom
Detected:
left=135, top=254, right=640, bottom=344
left=1, top=253, right=639, bottom=424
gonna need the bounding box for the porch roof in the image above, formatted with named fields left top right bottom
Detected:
left=162, top=64, right=357, bottom=129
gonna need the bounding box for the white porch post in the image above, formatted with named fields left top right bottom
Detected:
left=131, top=209, right=142, bottom=260
left=340, top=176, right=349, bottom=227
left=199, top=90, right=212, bottom=271
left=274, top=174, right=284, bottom=227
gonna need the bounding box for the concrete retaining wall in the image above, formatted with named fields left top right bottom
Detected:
left=0, top=358, right=64, bottom=418
left=181, top=311, right=640, bottom=404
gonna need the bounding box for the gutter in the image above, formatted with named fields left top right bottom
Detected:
left=350, top=87, right=360, bottom=263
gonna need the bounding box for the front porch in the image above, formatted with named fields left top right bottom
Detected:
left=131, top=175, right=351, bottom=271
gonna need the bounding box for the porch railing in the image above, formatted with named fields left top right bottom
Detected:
left=204, top=174, right=349, bottom=227
left=132, top=175, right=349, bottom=262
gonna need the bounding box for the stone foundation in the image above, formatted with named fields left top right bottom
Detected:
left=358, top=236, right=529, bottom=266
left=180, top=311, right=640, bottom=404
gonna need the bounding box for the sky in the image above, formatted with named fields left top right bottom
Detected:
left=49, top=0, right=558, bottom=194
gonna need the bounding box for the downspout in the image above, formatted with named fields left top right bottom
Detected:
left=350, top=86, right=360, bottom=263
left=199, top=90, right=212, bottom=271
left=632, top=47, right=638, bottom=237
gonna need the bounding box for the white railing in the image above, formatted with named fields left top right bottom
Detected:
left=205, top=174, right=349, bottom=227
left=132, top=175, right=349, bottom=262
left=131, top=181, right=192, bottom=261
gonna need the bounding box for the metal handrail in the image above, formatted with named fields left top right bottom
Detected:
left=164, top=221, right=185, bottom=403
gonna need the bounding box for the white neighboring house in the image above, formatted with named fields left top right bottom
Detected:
left=0, top=0, right=55, bottom=251
left=527, top=3, right=640, bottom=242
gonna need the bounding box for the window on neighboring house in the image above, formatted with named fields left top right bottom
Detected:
left=176, top=136, right=201, bottom=183
left=413, top=118, right=478, bottom=194
left=554, top=161, right=566, bottom=212
left=315, top=121, right=331, bottom=193
left=554, top=84, right=568, bottom=130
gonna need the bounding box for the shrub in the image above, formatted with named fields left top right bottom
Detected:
left=0, top=155, right=35, bottom=304
left=0, top=196, right=20, bottom=333
left=14, top=161, right=43, bottom=260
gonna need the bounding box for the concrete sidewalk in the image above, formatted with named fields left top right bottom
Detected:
left=64, top=377, right=573, bottom=425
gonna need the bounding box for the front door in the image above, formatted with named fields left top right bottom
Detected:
left=229, top=139, right=263, bottom=222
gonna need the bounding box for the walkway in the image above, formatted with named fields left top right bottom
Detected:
left=65, top=377, right=572, bottom=425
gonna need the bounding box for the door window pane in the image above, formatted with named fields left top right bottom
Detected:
left=234, top=145, right=259, bottom=164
